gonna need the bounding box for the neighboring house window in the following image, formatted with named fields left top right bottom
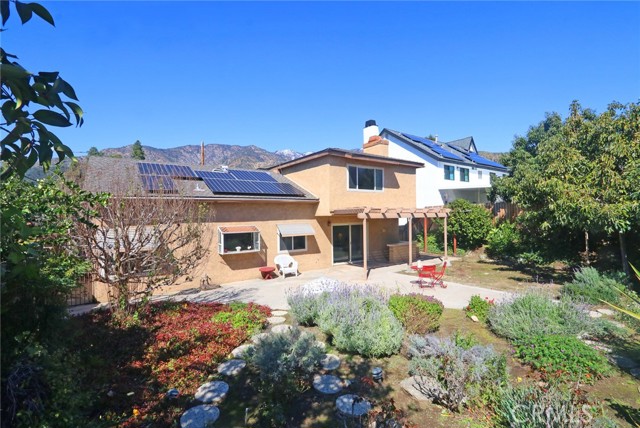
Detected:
left=348, top=165, right=383, bottom=191
left=460, top=168, right=469, bottom=182
left=279, top=235, right=307, bottom=252
left=478, top=170, right=483, bottom=180
left=444, top=165, right=455, bottom=181
left=218, top=226, right=260, bottom=254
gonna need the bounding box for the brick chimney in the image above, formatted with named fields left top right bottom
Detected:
left=362, top=120, right=389, bottom=157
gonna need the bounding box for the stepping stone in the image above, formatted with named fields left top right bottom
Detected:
left=336, top=394, right=371, bottom=417
left=313, top=374, right=343, bottom=394
left=271, top=324, right=292, bottom=334
left=321, top=354, right=341, bottom=371
left=267, top=316, right=286, bottom=324
left=180, top=405, right=219, bottom=428
left=400, top=376, right=439, bottom=402
left=610, top=321, right=627, bottom=329
left=582, top=340, right=612, bottom=353
left=588, top=311, right=603, bottom=318
left=194, top=381, right=229, bottom=404
left=230, top=344, right=253, bottom=359
left=610, top=354, right=638, bottom=370
left=217, top=359, right=246, bottom=376
left=596, top=308, right=615, bottom=316
left=252, top=333, right=270, bottom=344
left=271, top=310, right=288, bottom=317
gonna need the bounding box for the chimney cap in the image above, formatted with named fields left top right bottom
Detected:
left=365, top=119, right=377, bottom=128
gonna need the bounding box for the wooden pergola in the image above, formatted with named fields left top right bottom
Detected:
left=330, top=206, right=451, bottom=277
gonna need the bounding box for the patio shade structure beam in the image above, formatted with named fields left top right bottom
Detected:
left=331, top=206, right=450, bottom=279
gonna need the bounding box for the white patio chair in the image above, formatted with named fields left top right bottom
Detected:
left=274, top=254, right=298, bottom=279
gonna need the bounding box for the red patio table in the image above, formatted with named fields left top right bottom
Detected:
left=259, top=266, right=276, bottom=280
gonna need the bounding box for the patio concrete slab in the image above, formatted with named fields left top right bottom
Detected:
left=69, top=262, right=512, bottom=314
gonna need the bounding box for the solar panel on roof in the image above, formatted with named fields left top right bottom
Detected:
left=194, top=170, right=234, bottom=180
left=402, top=133, right=464, bottom=161
left=140, top=175, right=177, bottom=193
left=229, top=170, right=278, bottom=182
left=467, top=153, right=506, bottom=169
left=137, top=162, right=196, bottom=178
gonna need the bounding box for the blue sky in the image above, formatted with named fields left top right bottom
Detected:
left=5, top=1, right=640, bottom=155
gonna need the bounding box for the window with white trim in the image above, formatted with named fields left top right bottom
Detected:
left=478, top=170, right=483, bottom=180
left=279, top=235, right=307, bottom=252
left=348, top=165, right=383, bottom=191
left=444, top=165, right=455, bottom=181
left=218, top=227, right=260, bottom=254
left=460, top=167, right=469, bottom=182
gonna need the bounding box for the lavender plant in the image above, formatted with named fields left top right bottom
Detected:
left=488, top=292, right=597, bottom=341
left=288, top=281, right=403, bottom=357
left=408, top=334, right=507, bottom=411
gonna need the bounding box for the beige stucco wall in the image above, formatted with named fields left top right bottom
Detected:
left=277, top=155, right=418, bottom=216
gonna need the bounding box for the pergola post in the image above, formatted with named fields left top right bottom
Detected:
left=443, top=215, right=448, bottom=261
left=408, top=216, right=413, bottom=267
left=423, top=217, right=428, bottom=253
left=363, top=217, right=368, bottom=280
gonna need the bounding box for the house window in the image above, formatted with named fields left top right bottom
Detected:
left=478, top=170, right=483, bottom=180
left=218, top=226, right=260, bottom=254
left=444, top=165, right=455, bottom=181
left=280, top=235, right=307, bottom=252
left=460, top=168, right=469, bottom=182
left=348, top=165, right=383, bottom=191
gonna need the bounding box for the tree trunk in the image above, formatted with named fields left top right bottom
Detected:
left=584, top=230, right=590, bottom=265
left=619, top=231, right=630, bottom=276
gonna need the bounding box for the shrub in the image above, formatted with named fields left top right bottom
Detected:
left=389, top=294, right=444, bottom=334
left=447, top=199, right=493, bottom=250
left=496, top=383, right=618, bottom=428
left=464, top=295, right=494, bottom=323
left=486, top=221, right=521, bottom=259
left=488, top=292, right=596, bottom=341
left=289, top=282, right=404, bottom=357
left=514, top=335, right=612, bottom=383
left=408, top=334, right=507, bottom=411
left=246, top=327, right=324, bottom=403
left=286, top=277, right=342, bottom=325
left=562, top=267, right=622, bottom=305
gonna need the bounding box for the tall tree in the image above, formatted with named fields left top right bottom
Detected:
left=1, top=1, right=83, bottom=179
left=491, top=101, right=640, bottom=273
left=131, top=140, right=145, bottom=160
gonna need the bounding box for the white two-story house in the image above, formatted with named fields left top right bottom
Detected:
left=360, top=120, right=508, bottom=207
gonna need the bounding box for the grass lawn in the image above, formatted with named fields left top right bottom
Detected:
left=70, top=302, right=640, bottom=427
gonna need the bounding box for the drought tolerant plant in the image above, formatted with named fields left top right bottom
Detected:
left=488, top=292, right=596, bottom=341
left=388, top=294, right=444, bottom=334
left=496, top=383, right=619, bottom=428
left=562, top=267, right=622, bottom=305
left=513, top=335, right=612, bottom=384
left=408, top=334, right=507, bottom=412
left=464, top=295, right=494, bottom=323
left=246, top=327, right=324, bottom=424
left=289, top=282, right=404, bottom=357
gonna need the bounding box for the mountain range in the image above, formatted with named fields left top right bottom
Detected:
left=25, top=143, right=504, bottom=180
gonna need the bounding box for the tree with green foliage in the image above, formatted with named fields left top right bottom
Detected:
left=447, top=198, right=493, bottom=250
left=491, top=101, right=640, bottom=273
left=131, top=140, right=145, bottom=160
left=0, top=172, right=107, bottom=426
left=87, top=146, right=102, bottom=157
left=1, top=0, right=83, bottom=179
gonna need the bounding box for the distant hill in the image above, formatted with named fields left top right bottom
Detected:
left=99, top=143, right=308, bottom=169
left=478, top=151, right=505, bottom=164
